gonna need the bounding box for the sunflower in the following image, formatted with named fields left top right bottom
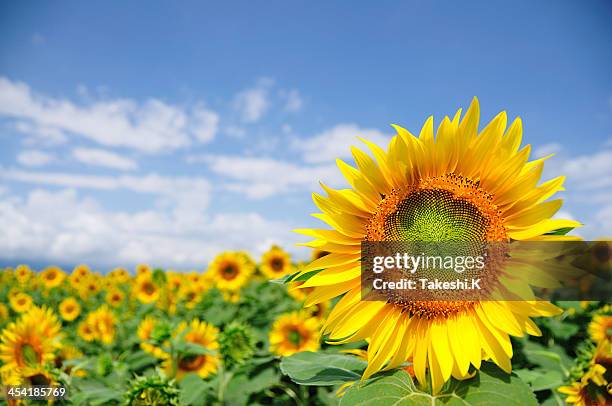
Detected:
left=133, top=276, right=160, bottom=304
left=79, top=305, right=116, bottom=344
left=81, top=275, right=102, bottom=297
left=179, top=285, right=202, bottom=309
left=589, top=313, right=612, bottom=343
left=58, top=297, right=81, bottom=322
left=136, top=263, right=152, bottom=278
left=294, top=98, right=578, bottom=393
left=77, top=321, right=95, bottom=342
left=269, top=311, right=320, bottom=356
left=14, top=264, right=31, bottom=285
left=208, top=252, right=254, bottom=292
left=40, top=266, right=66, bottom=289
left=106, top=288, right=125, bottom=308
left=137, top=316, right=167, bottom=359
left=167, top=272, right=184, bottom=291
left=109, top=267, right=131, bottom=284
left=558, top=379, right=609, bottom=406
left=72, top=264, right=90, bottom=278
left=260, top=245, right=294, bottom=279
left=9, top=292, right=33, bottom=313
left=559, top=362, right=611, bottom=406
left=0, top=306, right=62, bottom=370
left=163, top=319, right=219, bottom=380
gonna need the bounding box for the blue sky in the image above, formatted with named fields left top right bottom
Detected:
left=0, top=1, right=611, bottom=270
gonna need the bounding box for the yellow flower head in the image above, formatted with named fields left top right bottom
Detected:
left=260, top=245, right=294, bottom=279
left=40, top=266, right=66, bottom=289
left=109, top=267, right=131, bottom=284
left=0, top=306, right=62, bottom=370
left=15, top=265, right=32, bottom=285
left=589, top=314, right=612, bottom=343
left=163, top=319, right=219, bottom=381
left=78, top=305, right=116, bottom=344
left=208, top=252, right=254, bottom=292
left=136, top=263, right=152, bottom=278
left=58, top=297, right=81, bottom=322
left=294, top=98, right=576, bottom=393
left=179, top=285, right=202, bottom=309
left=79, top=275, right=102, bottom=299
left=269, top=311, right=320, bottom=357
left=106, top=288, right=125, bottom=308
left=72, top=264, right=90, bottom=279
left=137, top=316, right=167, bottom=359
left=9, top=292, right=33, bottom=313
left=133, top=276, right=160, bottom=304
left=166, top=272, right=184, bottom=291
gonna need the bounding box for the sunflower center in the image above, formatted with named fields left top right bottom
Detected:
left=28, top=373, right=51, bottom=386
left=179, top=354, right=206, bottom=371
left=270, top=258, right=285, bottom=272
left=142, top=282, right=156, bottom=295
left=365, top=174, right=508, bottom=319
left=222, top=264, right=238, bottom=280
left=288, top=328, right=303, bottom=346
left=20, top=343, right=40, bottom=367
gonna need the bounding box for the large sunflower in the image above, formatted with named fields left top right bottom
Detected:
left=163, top=319, right=219, bottom=380
left=295, top=98, right=579, bottom=393
left=0, top=306, right=62, bottom=371
left=260, top=245, right=294, bottom=279
left=208, top=252, right=254, bottom=292
left=269, top=311, right=320, bottom=356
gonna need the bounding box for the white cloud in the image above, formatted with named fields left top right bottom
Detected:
left=283, top=89, right=303, bottom=112
left=72, top=147, right=138, bottom=171
left=0, top=77, right=218, bottom=152
left=224, top=125, right=246, bottom=138
left=562, top=149, right=612, bottom=190
left=0, top=168, right=211, bottom=211
left=534, top=143, right=563, bottom=159
left=16, top=150, right=55, bottom=167
left=294, top=123, right=391, bottom=164
left=233, top=79, right=273, bottom=122
left=0, top=188, right=299, bottom=268
left=197, top=154, right=344, bottom=199
left=14, top=121, right=67, bottom=145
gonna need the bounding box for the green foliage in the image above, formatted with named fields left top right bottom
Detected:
left=339, top=363, right=538, bottom=406
left=219, top=322, right=256, bottom=368
left=280, top=351, right=367, bottom=386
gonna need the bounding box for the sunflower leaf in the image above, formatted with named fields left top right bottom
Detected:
left=545, top=227, right=575, bottom=236
left=339, top=363, right=537, bottom=406
left=280, top=351, right=367, bottom=386
left=514, top=368, right=564, bottom=391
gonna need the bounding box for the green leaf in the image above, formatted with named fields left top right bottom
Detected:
left=179, top=373, right=214, bottom=406
left=124, top=349, right=157, bottom=371
left=280, top=351, right=367, bottom=386
left=545, top=227, right=574, bottom=236
left=515, top=369, right=564, bottom=391
left=522, top=340, right=571, bottom=376
left=339, top=363, right=537, bottom=406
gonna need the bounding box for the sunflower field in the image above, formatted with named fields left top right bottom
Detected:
left=1, top=99, right=611, bottom=406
